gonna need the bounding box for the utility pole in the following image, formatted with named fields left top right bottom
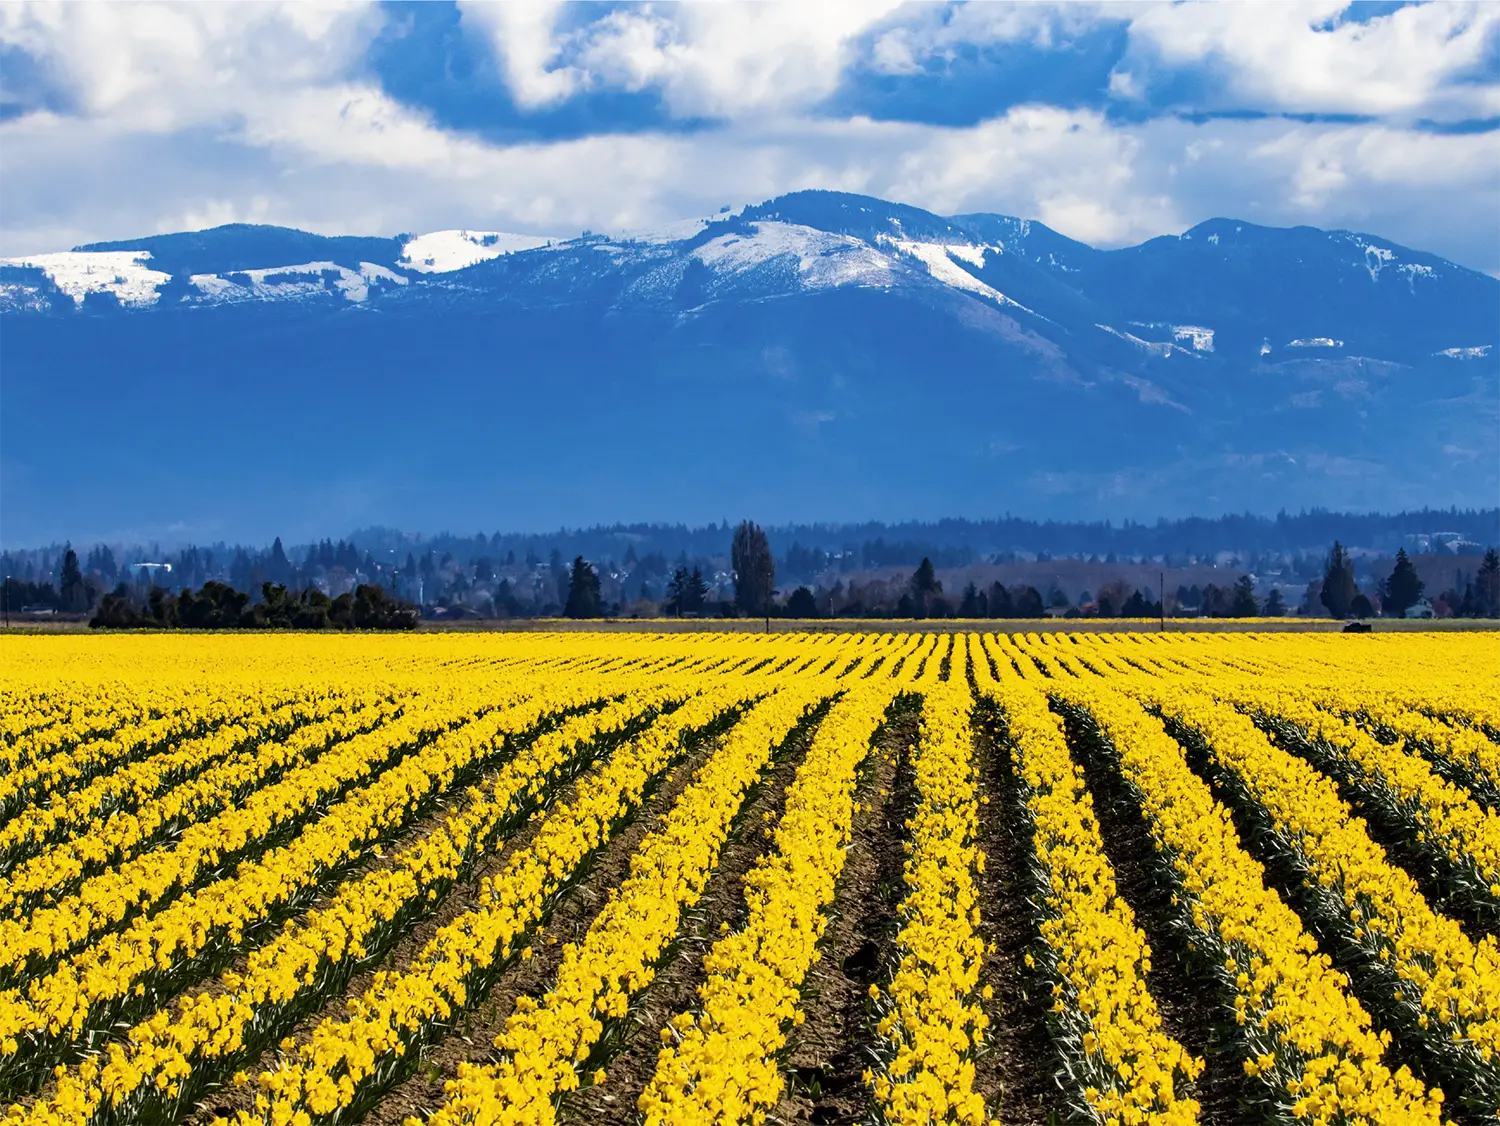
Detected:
left=1160, top=570, right=1166, bottom=632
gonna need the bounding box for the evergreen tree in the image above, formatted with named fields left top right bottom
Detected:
left=911, top=557, right=940, bottom=596
left=687, top=566, right=710, bottom=613
left=268, top=537, right=292, bottom=585
left=1380, top=548, right=1424, bottom=618
left=1263, top=588, right=1287, bottom=616
left=563, top=556, right=602, bottom=619
left=58, top=546, right=88, bottom=613
left=1012, top=586, right=1045, bottom=618
left=1320, top=541, right=1357, bottom=619
left=785, top=586, right=819, bottom=618
left=988, top=581, right=1013, bottom=618
left=1229, top=575, right=1259, bottom=617
left=1477, top=548, right=1500, bottom=619
left=909, top=557, right=941, bottom=617
left=958, top=582, right=984, bottom=618
left=731, top=521, right=776, bottom=616
left=665, top=566, right=708, bottom=616
left=1350, top=592, right=1375, bottom=619
left=665, top=568, right=689, bottom=617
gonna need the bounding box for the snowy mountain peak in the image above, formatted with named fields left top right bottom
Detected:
left=1, top=195, right=1493, bottom=377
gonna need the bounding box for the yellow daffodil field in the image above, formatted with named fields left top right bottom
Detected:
left=1, top=630, right=1497, bottom=1126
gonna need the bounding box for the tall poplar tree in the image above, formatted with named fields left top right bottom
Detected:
left=731, top=520, right=775, bottom=616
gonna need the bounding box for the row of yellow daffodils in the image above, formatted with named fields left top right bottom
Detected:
left=1051, top=679, right=1443, bottom=1125
left=16, top=673, right=707, bottom=1126
left=0, top=691, right=405, bottom=921
left=867, top=669, right=993, bottom=1126
left=0, top=684, right=288, bottom=823
left=0, top=672, right=603, bottom=1091
left=0, top=684, right=498, bottom=990
left=1188, top=671, right=1500, bottom=918
left=401, top=682, right=839, bottom=1126
left=1167, top=634, right=1500, bottom=893
left=0, top=692, right=349, bottom=871
left=1186, top=636, right=1500, bottom=809
left=0, top=687, right=159, bottom=774
left=973, top=640, right=1202, bottom=1126
left=637, top=680, right=900, bottom=1126
left=1354, top=697, right=1500, bottom=809
left=1139, top=683, right=1500, bottom=1116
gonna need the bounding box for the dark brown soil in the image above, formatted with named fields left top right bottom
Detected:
left=769, top=700, right=916, bottom=1126
left=970, top=706, right=1062, bottom=1126
left=1058, top=703, right=1260, bottom=1126
left=560, top=703, right=829, bottom=1126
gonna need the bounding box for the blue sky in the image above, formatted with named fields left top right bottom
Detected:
left=2, top=1, right=1498, bottom=271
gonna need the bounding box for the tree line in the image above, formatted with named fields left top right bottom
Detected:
left=556, top=520, right=775, bottom=620
left=8, top=528, right=1498, bottom=626
left=344, top=507, right=1499, bottom=574
left=1317, top=543, right=1499, bottom=620
left=89, top=580, right=417, bottom=630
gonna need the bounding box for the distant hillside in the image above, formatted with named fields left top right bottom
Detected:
left=2, top=191, right=1495, bottom=545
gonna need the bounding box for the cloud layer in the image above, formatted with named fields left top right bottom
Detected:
left=2, top=1, right=1497, bottom=271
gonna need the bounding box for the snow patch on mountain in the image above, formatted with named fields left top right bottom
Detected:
left=0, top=250, right=170, bottom=307
left=692, top=222, right=895, bottom=289
left=191, top=261, right=406, bottom=304
left=0, top=281, right=52, bottom=313
left=400, top=230, right=558, bottom=273
left=1097, top=324, right=1183, bottom=358
left=1288, top=337, right=1343, bottom=348
left=942, top=243, right=988, bottom=269
left=1436, top=345, right=1492, bottom=359
left=612, top=206, right=745, bottom=246
left=1398, top=262, right=1437, bottom=293
left=1172, top=325, right=1215, bottom=352
left=1362, top=245, right=1394, bottom=281
left=877, top=236, right=1029, bottom=311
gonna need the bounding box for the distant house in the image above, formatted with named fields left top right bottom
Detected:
left=1404, top=600, right=1435, bottom=619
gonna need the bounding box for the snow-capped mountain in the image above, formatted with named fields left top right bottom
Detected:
left=1, top=191, right=1495, bottom=542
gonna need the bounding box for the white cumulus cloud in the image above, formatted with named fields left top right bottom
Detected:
left=0, top=1, right=1495, bottom=274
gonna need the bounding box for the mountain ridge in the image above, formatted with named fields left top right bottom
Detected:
left=1, top=190, right=1495, bottom=545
